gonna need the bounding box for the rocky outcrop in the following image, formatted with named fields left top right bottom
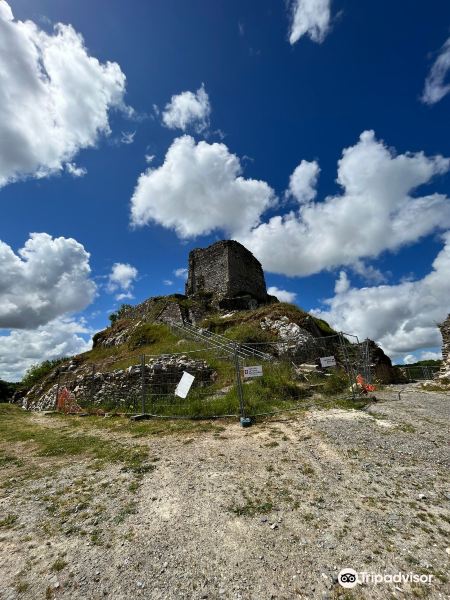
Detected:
left=260, top=316, right=315, bottom=353
left=364, top=339, right=399, bottom=383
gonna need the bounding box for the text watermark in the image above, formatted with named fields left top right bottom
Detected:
left=338, top=568, right=433, bottom=589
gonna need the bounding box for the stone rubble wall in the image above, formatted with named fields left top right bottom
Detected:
left=20, top=356, right=216, bottom=412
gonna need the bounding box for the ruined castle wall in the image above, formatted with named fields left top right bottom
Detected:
left=185, top=240, right=268, bottom=303
left=438, top=315, right=450, bottom=379
left=185, top=242, right=229, bottom=298
left=227, top=242, right=267, bottom=301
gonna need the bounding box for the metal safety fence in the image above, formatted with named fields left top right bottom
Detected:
left=53, top=332, right=372, bottom=419
left=397, top=364, right=440, bottom=381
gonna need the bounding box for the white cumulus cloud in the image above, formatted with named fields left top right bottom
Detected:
left=242, top=130, right=450, bottom=276
left=0, top=233, right=96, bottom=329
left=267, top=286, right=297, bottom=303
left=334, top=271, right=350, bottom=294
left=422, top=37, right=450, bottom=105
left=130, top=135, right=275, bottom=238
left=287, top=159, right=320, bottom=203
left=289, top=0, right=332, bottom=45
left=107, top=263, right=138, bottom=300
left=65, top=162, right=87, bottom=178
left=0, top=1, right=129, bottom=188
left=162, top=84, right=211, bottom=133
left=312, top=233, right=450, bottom=358
left=0, top=318, right=92, bottom=381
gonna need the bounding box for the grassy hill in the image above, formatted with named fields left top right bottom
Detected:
left=69, top=300, right=339, bottom=373
left=13, top=297, right=357, bottom=417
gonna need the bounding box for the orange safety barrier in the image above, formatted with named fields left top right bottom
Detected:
left=356, top=374, right=376, bottom=394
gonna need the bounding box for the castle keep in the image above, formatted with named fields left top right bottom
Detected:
left=185, top=240, right=275, bottom=309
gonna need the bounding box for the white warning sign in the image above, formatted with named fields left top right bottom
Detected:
left=243, top=365, right=263, bottom=379
left=319, top=356, right=336, bottom=368
left=175, top=371, right=195, bottom=398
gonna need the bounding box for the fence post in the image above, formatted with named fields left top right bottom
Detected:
left=55, top=368, right=61, bottom=410
left=233, top=344, right=245, bottom=420
left=141, top=354, right=146, bottom=414
left=338, top=332, right=356, bottom=400
left=363, top=339, right=372, bottom=384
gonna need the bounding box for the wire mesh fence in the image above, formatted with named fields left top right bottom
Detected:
left=396, top=365, right=440, bottom=381
left=52, top=332, right=373, bottom=419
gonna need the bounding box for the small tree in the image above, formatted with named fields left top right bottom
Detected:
left=108, top=303, right=132, bottom=325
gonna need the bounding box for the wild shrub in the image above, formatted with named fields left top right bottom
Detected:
left=21, top=358, right=67, bottom=388
left=108, top=303, right=133, bottom=325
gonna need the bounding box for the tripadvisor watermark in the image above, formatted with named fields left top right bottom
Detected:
left=338, top=568, right=433, bottom=589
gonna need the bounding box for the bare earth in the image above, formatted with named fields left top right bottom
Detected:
left=1, top=386, right=449, bottom=600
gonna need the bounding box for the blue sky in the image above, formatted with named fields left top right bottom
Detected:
left=1, top=0, right=450, bottom=379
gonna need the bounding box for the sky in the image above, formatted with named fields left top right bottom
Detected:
left=1, top=0, right=450, bottom=380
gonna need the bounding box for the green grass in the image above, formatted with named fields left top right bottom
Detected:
left=229, top=500, right=274, bottom=517
left=223, top=323, right=277, bottom=345
left=128, top=323, right=177, bottom=350
left=51, top=558, right=67, bottom=572
left=15, top=581, right=29, bottom=593
left=0, top=513, right=18, bottom=528
left=306, top=369, right=349, bottom=396
left=397, top=423, right=417, bottom=433
left=0, top=404, right=148, bottom=471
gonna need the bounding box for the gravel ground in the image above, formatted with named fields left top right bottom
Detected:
left=1, top=385, right=449, bottom=600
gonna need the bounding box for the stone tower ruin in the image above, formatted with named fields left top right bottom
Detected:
left=437, top=314, right=450, bottom=380
left=185, top=240, right=276, bottom=309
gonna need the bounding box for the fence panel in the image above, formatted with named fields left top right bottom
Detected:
left=237, top=335, right=370, bottom=417
left=140, top=349, right=239, bottom=418
left=398, top=365, right=440, bottom=381
left=52, top=331, right=371, bottom=419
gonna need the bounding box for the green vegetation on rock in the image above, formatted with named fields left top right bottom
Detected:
left=108, top=304, right=133, bottom=325
left=21, top=358, right=67, bottom=389
left=128, top=323, right=172, bottom=350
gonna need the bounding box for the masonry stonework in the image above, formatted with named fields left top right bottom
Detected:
left=185, top=240, right=275, bottom=309
left=437, top=314, right=450, bottom=380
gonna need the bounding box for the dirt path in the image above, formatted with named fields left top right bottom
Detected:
left=0, top=388, right=449, bottom=599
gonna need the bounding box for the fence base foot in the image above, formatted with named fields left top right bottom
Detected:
left=240, top=417, right=252, bottom=427
left=130, top=414, right=151, bottom=421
